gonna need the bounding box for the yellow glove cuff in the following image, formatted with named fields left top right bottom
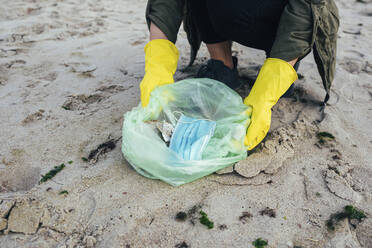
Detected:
left=144, top=39, right=179, bottom=77
left=244, top=58, right=298, bottom=107
left=140, top=39, right=179, bottom=107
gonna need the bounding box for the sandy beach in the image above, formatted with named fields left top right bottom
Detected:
left=0, top=0, right=371, bottom=247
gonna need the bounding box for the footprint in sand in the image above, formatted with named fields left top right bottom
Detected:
left=213, top=116, right=316, bottom=186
left=96, top=85, right=133, bottom=94
left=315, top=108, right=364, bottom=203
left=22, top=109, right=46, bottom=125
left=0, top=149, right=41, bottom=193
left=61, top=84, right=132, bottom=111
left=62, top=94, right=104, bottom=111
left=234, top=117, right=316, bottom=178
left=322, top=147, right=363, bottom=203
left=216, top=91, right=320, bottom=179
left=62, top=62, right=97, bottom=78
left=339, top=57, right=364, bottom=74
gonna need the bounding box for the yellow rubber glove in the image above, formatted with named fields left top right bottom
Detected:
left=140, top=39, right=179, bottom=107
left=244, top=58, right=298, bottom=150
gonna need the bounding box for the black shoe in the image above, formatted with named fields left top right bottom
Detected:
left=196, top=56, right=242, bottom=90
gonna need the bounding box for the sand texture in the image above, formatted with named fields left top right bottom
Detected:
left=0, top=0, right=371, bottom=247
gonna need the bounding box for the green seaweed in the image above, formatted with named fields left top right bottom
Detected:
left=81, top=157, right=88, bottom=162
left=345, top=205, right=367, bottom=220
left=62, top=106, right=70, bottom=110
left=199, top=211, right=214, bottom=229
left=68, top=160, right=73, bottom=164
left=59, top=190, right=69, bottom=195
left=317, top=132, right=335, bottom=139
left=252, top=238, right=268, bottom=248
left=317, top=131, right=335, bottom=145
left=326, top=205, right=367, bottom=231
left=39, top=164, right=65, bottom=184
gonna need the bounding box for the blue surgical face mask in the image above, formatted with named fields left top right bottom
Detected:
left=169, top=115, right=216, bottom=161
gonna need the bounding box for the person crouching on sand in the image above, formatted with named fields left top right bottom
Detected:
left=139, top=0, right=339, bottom=150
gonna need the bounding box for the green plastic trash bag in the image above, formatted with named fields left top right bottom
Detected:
left=121, top=78, right=251, bottom=186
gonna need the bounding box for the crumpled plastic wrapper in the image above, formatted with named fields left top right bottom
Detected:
left=147, top=120, right=174, bottom=145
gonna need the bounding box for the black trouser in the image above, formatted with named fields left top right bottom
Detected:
left=190, top=0, right=288, bottom=56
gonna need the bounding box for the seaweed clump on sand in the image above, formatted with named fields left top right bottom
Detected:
left=259, top=207, right=276, bottom=218
left=199, top=210, right=214, bottom=229
left=87, top=139, right=117, bottom=163
left=175, top=211, right=187, bottom=222
left=39, top=163, right=66, bottom=183
left=252, top=238, right=268, bottom=248
left=326, top=205, right=367, bottom=231
left=317, top=131, right=335, bottom=145
left=239, top=211, right=253, bottom=224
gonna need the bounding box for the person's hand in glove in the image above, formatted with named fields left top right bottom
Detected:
left=244, top=58, right=298, bottom=150
left=140, top=39, right=179, bottom=107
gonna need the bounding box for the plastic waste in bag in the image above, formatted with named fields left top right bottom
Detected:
left=121, top=78, right=251, bottom=186
left=169, top=114, right=216, bottom=161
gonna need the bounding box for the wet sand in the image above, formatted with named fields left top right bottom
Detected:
left=0, top=0, right=371, bottom=247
